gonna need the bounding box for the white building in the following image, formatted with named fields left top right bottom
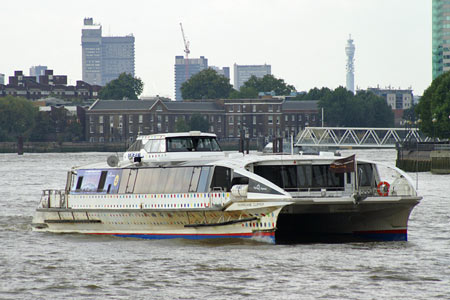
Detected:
left=233, top=64, right=271, bottom=90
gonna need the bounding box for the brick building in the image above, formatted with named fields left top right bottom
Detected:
left=85, top=98, right=320, bottom=143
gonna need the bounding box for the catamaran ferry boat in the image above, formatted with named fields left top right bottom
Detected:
left=32, top=131, right=421, bottom=243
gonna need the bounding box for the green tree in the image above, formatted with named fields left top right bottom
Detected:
left=292, top=87, right=332, bottom=100
left=181, top=68, right=233, bottom=100
left=30, top=111, right=53, bottom=141
left=416, top=71, right=450, bottom=138
left=229, top=86, right=258, bottom=99
left=99, top=73, right=144, bottom=100
left=241, top=74, right=296, bottom=96
left=189, top=114, right=210, bottom=132
left=175, top=118, right=190, bottom=132
left=318, top=87, right=394, bottom=127
left=0, top=96, right=36, bottom=141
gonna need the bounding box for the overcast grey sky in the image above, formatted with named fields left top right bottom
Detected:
left=0, top=0, right=431, bottom=99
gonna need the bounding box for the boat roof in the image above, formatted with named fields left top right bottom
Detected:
left=136, top=131, right=217, bottom=140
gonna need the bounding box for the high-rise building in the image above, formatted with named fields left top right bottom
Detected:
left=233, top=64, right=271, bottom=90
left=29, top=65, right=48, bottom=83
left=81, top=18, right=135, bottom=86
left=432, top=1, right=450, bottom=79
left=210, top=66, right=230, bottom=79
left=345, top=35, right=355, bottom=94
left=0, top=73, right=4, bottom=85
left=174, top=55, right=208, bottom=101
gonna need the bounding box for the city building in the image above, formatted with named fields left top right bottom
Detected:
left=210, top=66, right=230, bottom=79
left=174, top=55, right=208, bottom=101
left=81, top=18, right=135, bottom=86
left=367, top=87, right=413, bottom=125
left=233, top=64, right=271, bottom=90
left=85, top=97, right=320, bottom=142
left=432, top=0, right=450, bottom=79
left=29, top=65, right=48, bottom=83
left=345, top=35, right=355, bottom=93
left=0, top=73, right=5, bottom=85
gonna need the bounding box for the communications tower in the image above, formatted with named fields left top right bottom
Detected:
left=345, top=35, right=355, bottom=94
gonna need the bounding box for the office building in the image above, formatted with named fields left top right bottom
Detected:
left=174, top=55, right=208, bottom=101
left=29, top=65, right=48, bottom=83
left=81, top=18, right=135, bottom=86
left=368, top=87, right=413, bottom=126
left=432, top=0, right=450, bottom=79
left=233, top=64, right=271, bottom=90
left=210, top=66, right=230, bottom=79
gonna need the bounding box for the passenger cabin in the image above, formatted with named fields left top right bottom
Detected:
left=123, top=132, right=225, bottom=163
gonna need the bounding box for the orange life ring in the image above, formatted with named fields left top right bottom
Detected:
left=377, top=181, right=390, bottom=196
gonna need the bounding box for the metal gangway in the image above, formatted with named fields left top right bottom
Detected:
left=295, top=127, right=428, bottom=148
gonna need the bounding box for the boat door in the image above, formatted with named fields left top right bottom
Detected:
left=344, top=172, right=353, bottom=195
left=120, top=168, right=138, bottom=193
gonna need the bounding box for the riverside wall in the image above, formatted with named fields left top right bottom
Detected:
left=0, top=142, right=129, bottom=153
left=396, top=142, right=450, bottom=174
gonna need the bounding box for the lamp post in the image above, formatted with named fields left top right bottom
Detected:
left=432, top=116, right=437, bottom=142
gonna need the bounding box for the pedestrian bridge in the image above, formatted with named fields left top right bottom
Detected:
left=295, top=127, right=428, bottom=148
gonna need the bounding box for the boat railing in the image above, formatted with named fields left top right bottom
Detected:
left=39, top=189, right=66, bottom=209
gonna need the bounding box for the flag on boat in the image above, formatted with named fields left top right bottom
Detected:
left=329, top=154, right=356, bottom=173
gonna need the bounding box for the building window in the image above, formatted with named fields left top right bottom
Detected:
left=119, top=115, right=123, bottom=123
left=276, top=116, right=280, bottom=125
left=89, top=116, right=94, bottom=124
left=237, top=116, right=241, bottom=125
left=218, top=116, right=221, bottom=123
left=229, top=105, right=234, bottom=112
left=138, top=125, right=143, bottom=134
left=139, top=115, right=143, bottom=123
left=268, top=116, right=273, bottom=124
left=237, top=105, right=241, bottom=112
left=129, top=126, right=133, bottom=134
left=129, top=115, right=133, bottom=123
left=292, top=115, right=295, bottom=122
left=229, top=116, right=234, bottom=124
left=150, top=115, right=154, bottom=122
left=285, top=115, right=288, bottom=122
left=210, top=115, right=214, bottom=122
left=99, top=115, right=104, bottom=124
left=298, top=114, right=302, bottom=121
left=268, top=105, right=273, bottom=112
left=253, top=116, right=256, bottom=125
left=99, top=125, right=103, bottom=134
left=157, top=115, right=162, bottom=122
left=253, top=105, right=256, bottom=112
left=165, top=116, right=169, bottom=123
left=99, top=137, right=104, bottom=142
left=276, top=105, right=280, bottom=112
left=90, top=125, right=94, bottom=134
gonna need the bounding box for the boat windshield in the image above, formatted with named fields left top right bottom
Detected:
left=126, top=140, right=143, bottom=152
left=166, top=137, right=222, bottom=152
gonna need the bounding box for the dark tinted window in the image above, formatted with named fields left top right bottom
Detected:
left=210, top=166, right=231, bottom=192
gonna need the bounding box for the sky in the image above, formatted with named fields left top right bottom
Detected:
left=0, top=0, right=431, bottom=99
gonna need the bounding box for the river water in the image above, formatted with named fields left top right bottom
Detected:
left=0, top=150, right=449, bottom=299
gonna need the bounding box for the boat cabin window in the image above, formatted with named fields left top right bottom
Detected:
left=143, top=139, right=164, bottom=153
left=254, top=164, right=344, bottom=191
left=122, top=166, right=213, bottom=194
left=210, top=166, right=232, bottom=192
left=71, top=169, right=121, bottom=194
left=166, top=137, right=222, bottom=152
left=126, top=140, right=143, bottom=152
left=357, top=163, right=376, bottom=187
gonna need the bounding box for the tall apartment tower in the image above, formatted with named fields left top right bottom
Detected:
left=432, top=0, right=450, bottom=79
left=81, top=18, right=135, bottom=86
left=345, top=35, right=355, bottom=94
left=174, top=55, right=208, bottom=101
left=0, top=73, right=5, bottom=85
left=233, top=64, right=271, bottom=90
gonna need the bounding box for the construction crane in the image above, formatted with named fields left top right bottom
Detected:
left=179, top=22, right=190, bottom=80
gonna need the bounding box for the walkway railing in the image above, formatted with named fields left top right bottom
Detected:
left=295, top=127, right=430, bottom=148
